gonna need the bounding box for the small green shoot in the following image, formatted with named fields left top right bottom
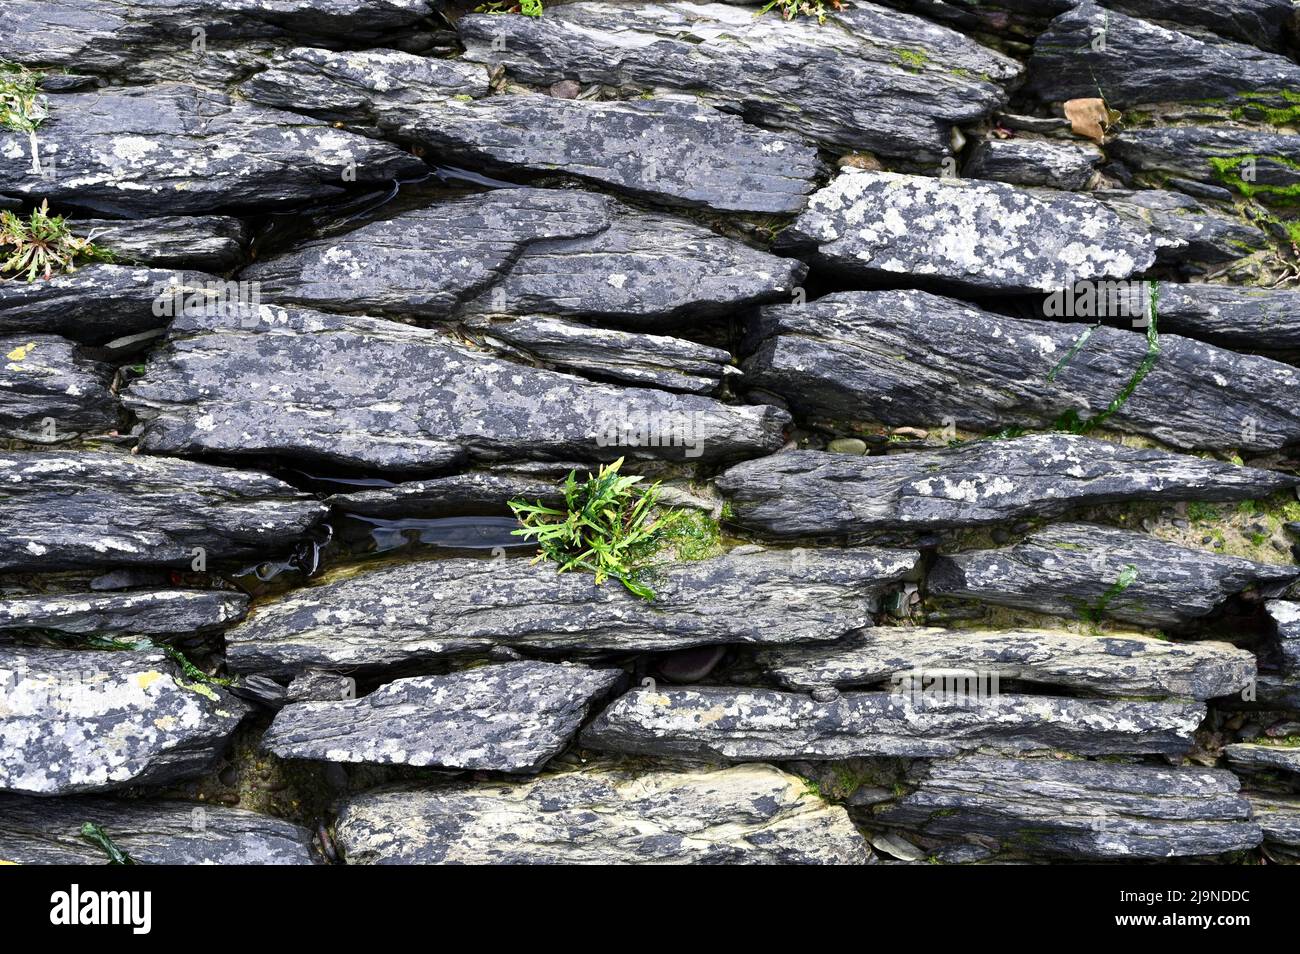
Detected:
left=476, top=0, right=542, bottom=15
left=80, top=822, right=136, bottom=865
left=1077, top=563, right=1139, bottom=625
left=757, top=0, right=839, bottom=24
left=1, top=200, right=113, bottom=282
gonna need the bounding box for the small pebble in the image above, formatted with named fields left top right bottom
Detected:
left=811, top=687, right=841, bottom=703
left=826, top=437, right=868, bottom=455
left=548, top=80, right=580, bottom=99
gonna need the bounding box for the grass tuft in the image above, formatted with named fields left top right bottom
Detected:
left=0, top=200, right=113, bottom=282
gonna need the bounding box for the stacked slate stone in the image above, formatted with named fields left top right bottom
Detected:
left=1, top=0, right=1298, bottom=866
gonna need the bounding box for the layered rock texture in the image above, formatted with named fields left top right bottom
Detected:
left=4, top=0, right=1298, bottom=867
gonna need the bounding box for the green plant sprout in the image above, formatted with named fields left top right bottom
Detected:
left=0, top=200, right=112, bottom=282
left=757, top=0, right=839, bottom=24
left=476, top=0, right=543, bottom=15
left=1, top=60, right=48, bottom=170
left=509, top=457, right=696, bottom=600
left=80, top=822, right=137, bottom=865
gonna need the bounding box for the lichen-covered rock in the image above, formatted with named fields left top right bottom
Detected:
left=1224, top=742, right=1300, bottom=777
left=81, top=216, right=248, bottom=272
left=225, top=548, right=921, bottom=678
left=1028, top=1, right=1300, bottom=109
left=467, top=315, right=734, bottom=394
left=775, top=171, right=1155, bottom=295
left=327, top=470, right=562, bottom=518
left=124, top=303, right=789, bottom=471
left=716, top=433, right=1296, bottom=538
left=334, top=762, right=871, bottom=864
left=875, top=754, right=1261, bottom=860
left=0, top=266, right=216, bottom=344
left=457, top=1, right=1021, bottom=162
left=759, top=626, right=1255, bottom=701
left=581, top=686, right=1204, bottom=759
left=241, top=47, right=823, bottom=215
left=0, top=646, right=247, bottom=795
left=0, top=589, right=248, bottom=638
left=1267, top=600, right=1300, bottom=675
left=242, top=189, right=805, bottom=324
left=1156, top=283, right=1300, bottom=357
left=0, top=85, right=427, bottom=216
left=962, top=138, right=1103, bottom=191
left=0, top=795, right=315, bottom=864
left=1109, top=126, right=1300, bottom=203
left=1095, top=191, right=1268, bottom=267
left=264, top=662, right=623, bottom=773
left=929, top=522, right=1300, bottom=629
left=1246, top=794, right=1300, bottom=855
left=0, top=450, right=325, bottom=572
left=0, top=334, right=120, bottom=441
left=742, top=289, right=1300, bottom=453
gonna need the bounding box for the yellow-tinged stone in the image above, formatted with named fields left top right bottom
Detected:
left=5, top=342, right=36, bottom=361
left=135, top=670, right=164, bottom=690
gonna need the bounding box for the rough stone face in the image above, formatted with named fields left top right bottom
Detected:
left=1109, top=126, right=1300, bottom=202
left=0, top=334, right=121, bottom=441
left=0, top=795, right=315, bottom=864
left=334, top=763, right=871, bottom=864
left=0, top=85, right=427, bottom=216
left=242, top=189, right=805, bottom=325
left=241, top=48, right=823, bottom=215
left=929, top=522, right=1300, bottom=629
left=467, top=315, right=734, bottom=394
left=0, top=266, right=216, bottom=344
left=759, top=627, right=1256, bottom=701
left=81, top=216, right=248, bottom=272
left=962, top=138, right=1103, bottom=191
left=264, top=662, right=623, bottom=773
left=775, top=172, right=1156, bottom=295
left=742, top=289, right=1300, bottom=453
left=0, top=450, right=326, bottom=572
left=715, top=433, right=1296, bottom=538
left=124, top=304, right=789, bottom=471
left=457, top=1, right=1021, bottom=162
left=327, top=470, right=561, bottom=518
left=875, top=755, right=1261, bottom=860
left=0, top=589, right=248, bottom=638
left=0, top=646, right=247, bottom=795
left=581, top=686, right=1204, bottom=759
left=1267, top=600, right=1300, bottom=675
left=1224, top=742, right=1300, bottom=777
left=225, top=548, right=921, bottom=678
left=1156, top=283, right=1300, bottom=357
left=1247, top=795, right=1300, bottom=853
left=1095, top=191, right=1268, bottom=267
left=1028, top=1, right=1300, bottom=109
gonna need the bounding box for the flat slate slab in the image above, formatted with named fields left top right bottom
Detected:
left=929, top=522, right=1300, bottom=629
left=1247, top=795, right=1300, bottom=851
left=0, top=795, right=315, bottom=865
left=1109, top=126, right=1300, bottom=203
left=241, top=47, right=823, bottom=215
left=742, top=289, right=1300, bottom=453
left=326, top=470, right=562, bottom=518
left=775, top=171, right=1155, bottom=295
left=334, top=762, right=870, bottom=864
left=0, top=334, right=121, bottom=442
left=1267, top=600, right=1300, bottom=675
left=0, top=589, right=248, bottom=638
left=457, top=1, right=1021, bottom=162
left=1028, top=1, right=1300, bottom=109
left=124, top=304, right=789, bottom=471
left=1096, top=190, right=1268, bottom=267
left=263, top=662, right=623, bottom=773
left=962, top=138, right=1103, bottom=191
left=1223, top=742, right=1300, bottom=777
left=82, top=216, right=248, bottom=272
left=758, top=626, right=1255, bottom=701
left=715, top=433, right=1296, bottom=538
left=241, top=188, right=805, bottom=325
left=875, top=754, right=1261, bottom=860
left=0, top=84, right=427, bottom=216
left=225, top=547, right=921, bottom=678
left=0, top=450, right=325, bottom=572
left=1156, top=283, right=1300, bottom=357
left=0, top=646, right=247, bottom=795
left=580, top=686, right=1205, bottom=759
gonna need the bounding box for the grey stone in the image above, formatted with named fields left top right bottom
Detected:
left=467, top=315, right=733, bottom=394
left=1224, top=742, right=1300, bottom=777
left=0, top=589, right=247, bottom=638
left=741, top=289, right=1300, bottom=453
left=1157, top=283, right=1300, bottom=357
left=0, top=85, right=427, bottom=216
left=776, top=172, right=1155, bottom=295
left=1095, top=191, right=1268, bottom=267
left=241, top=48, right=823, bottom=215
left=0, top=645, right=247, bottom=795
left=264, top=662, right=623, bottom=773
left=0, top=450, right=325, bottom=572
left=963, top=138, right=1103, bottom=191
left=0, top=794, right=315, bottom=864
left=760, top=626, right=1255, bottom=701
left=1247, top=795, right=1300, bottom=851
left=1110, top=126, right=1300, bottom=203
left=1028, top=1, right=1300, bottom=109
left=581, top=686, right=1204, bottom=759
left=875, top=754, right=1261, bottom=860
left=716, top=433, right=1296, bottom=538
left=124, top=303, right=789, bottom=471
left=334, top=762, right=871, bottom=864
left=929, top=522, right=1300, bottom=629
left=457, top=1, right=1020, bottom=162
left=1267, top=600, right=1300, bottom=675
left=327, top=470, right=561, bottom=518
left=285, top=670, right=357, bottom=704
left=225, top=547, right=921, bottom=678
left=242, top=187, right=805, bottom=325
left=0, top=334, right=121, bottom=441
left=81, top=216, right=248, bottom=271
